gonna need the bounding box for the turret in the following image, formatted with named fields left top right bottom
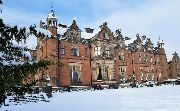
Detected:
left=46, top=9, right=58, bottom=37
left=157, top=37, right=165, bottom=54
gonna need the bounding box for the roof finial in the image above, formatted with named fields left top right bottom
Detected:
left=158, top=34, right=161, bottom=42
left=51, top=0, right=54, bottom=12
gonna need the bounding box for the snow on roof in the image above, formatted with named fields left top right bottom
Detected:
left=81, top=31, right=96, bottom=39
left=0, top=51, right=5, bottom=59
left=11, top=43, right=27, bottom=50
left=2, top=59, right=25, bottom=66
left=38, top=27, right=52, bottom=37
left=57, top=26, right=68, bottom=35
left=81, top=29, right=100, bottom=39
left=125, top=37, right=136, bottom=46
left=28, top=33, right=37, bottom=38
left=57, top=26, right=100, bottom=39
left=47, top=11, right=57, bottom=19
left=31, top=45, right=37, bottom=50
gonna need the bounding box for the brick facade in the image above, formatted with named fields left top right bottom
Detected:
left=35, top=10, right=180, bottom=87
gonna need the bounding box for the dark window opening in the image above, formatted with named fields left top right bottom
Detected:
left=71, top=47, right=79, bottom=56
left=97, top=67, right=102, bottom=80
left=60, top=45, right=65, bottom=55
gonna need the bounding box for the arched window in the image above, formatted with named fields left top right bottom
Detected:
left=49, top=20, right=52, bottom=26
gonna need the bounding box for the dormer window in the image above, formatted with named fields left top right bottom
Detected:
left=104, top=33, right=109, bottom=39
left=137, top=44, right=140, bottom=49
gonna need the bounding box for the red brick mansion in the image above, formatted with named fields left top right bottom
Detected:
left=33, top=9, right=180, bottom=87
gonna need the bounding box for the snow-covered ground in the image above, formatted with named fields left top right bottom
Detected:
left=1, top=85, right=180, bottom=111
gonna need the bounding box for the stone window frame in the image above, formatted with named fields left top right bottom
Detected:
left=94, top=46, right=101, bottom=56
left=69, top=63, right=82, bottom=82
left=145, top=68, right=150, bottom=81
left=105, top=47, right=110, bottom=57
left=151, top=68, right=155, bottom=80
left=119, top=66, right=126, bottom=82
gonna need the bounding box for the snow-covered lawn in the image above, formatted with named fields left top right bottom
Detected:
left=2, top=85, right=180, bottom=111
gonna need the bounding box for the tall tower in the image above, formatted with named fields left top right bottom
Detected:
left=46, top=2, right=58, bottom=37
left=156, top=37, right=168, bottom=82
left=157, top=37, right=165, bottom=54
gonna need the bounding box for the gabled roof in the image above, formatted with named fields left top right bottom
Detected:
left=69, top=20, right=81, bottom=31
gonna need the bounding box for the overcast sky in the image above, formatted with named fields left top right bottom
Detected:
left=1, top=0, right=180, bottom=60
